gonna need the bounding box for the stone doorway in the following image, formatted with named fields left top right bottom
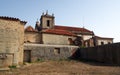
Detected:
left=24, top=50, right=31, bottom=62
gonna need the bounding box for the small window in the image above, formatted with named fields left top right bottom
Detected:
left=47, top=20, right=50, bottom=27
left=68, top=38, right=73, bottom=45
left=101, top=42, right=104, bottom=45
left=27, top=40, right=31, bottom=43
left=108, top=42, right=111, bottom=44
left=85, top=42, right=89, bottom=47
left=54, top=48, right=60, bottom=55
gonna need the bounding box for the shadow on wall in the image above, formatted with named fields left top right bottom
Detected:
left=69, top=48, right=81, bottom=59
left=69, top=48, right=119, bottom=66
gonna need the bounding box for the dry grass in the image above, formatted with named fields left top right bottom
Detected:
left=0, top=60, right=120, bottom=75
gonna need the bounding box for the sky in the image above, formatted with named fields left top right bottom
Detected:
left=0, top=0, right=120, bottom=42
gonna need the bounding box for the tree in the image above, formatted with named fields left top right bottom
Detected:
left=74, top=37, right=82, bottom=46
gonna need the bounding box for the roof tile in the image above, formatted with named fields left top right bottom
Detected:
left=43, top=29, right=76, bottom=36
left=95, top=36, right=113, bottom=40
left=0, top=16, right=27, bottom=24
left=54, top=25, right=93, bottom=33
left=25, top=26, right=37, bottom=32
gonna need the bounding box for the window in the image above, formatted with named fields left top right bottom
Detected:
left=54, top=48, right=60, bottom=55
left=68, top=38, right=73, bottom=45
left=85, top=42, right=89, bottom=47
left=0, top=53, right=7, bottom=59
left=47, top=20, right=50, bottom=27
left=108, top=42, right=111, bottom=44
left=101, top=42, right=104, bottom=45
left=27, top=40, right=31, bottom=43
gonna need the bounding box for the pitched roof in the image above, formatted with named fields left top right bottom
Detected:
left=24, top=25, right=93, bottom=36
left=54, top=25, right=93, bottom=34
left=25, top=26, right=37, bottom=32
left=95, top=36, right=113, bottom=40
left=43, top=29, right=76, bottom=36
left=0, top=16, right=27, bottom=24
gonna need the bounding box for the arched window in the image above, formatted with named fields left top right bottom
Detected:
left=101, top=42, right=104, bottom=45
left=108, top=42, right=111, bottom=44
left=68, top=38, right=73, bottom=45
left=74, top=37, right=82, bottom=46
left=47, top=20, right=50, bottom=27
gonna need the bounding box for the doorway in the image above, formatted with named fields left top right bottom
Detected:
left=24, top=50, right=31, bottom=62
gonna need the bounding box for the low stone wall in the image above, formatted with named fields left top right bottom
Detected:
left=24, top=44, right=78, bottom=62
left=79, top=43, right=120, bottom=65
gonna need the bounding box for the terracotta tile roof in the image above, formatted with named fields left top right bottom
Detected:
left=43, top=29, right=76, bottom=36
left=25, top=26, right=37, bottom=32
left=95, top=36, right=113, bottom=40
left=0, top=16, right=27, bottom=24
left=54, top=25, right=93, bottom=34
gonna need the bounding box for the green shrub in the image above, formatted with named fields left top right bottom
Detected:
left=37, top=58, right=44, bottom=62
left=9, top=65, right=16, bottom=68
left=80, top=46, right=86, bottom=48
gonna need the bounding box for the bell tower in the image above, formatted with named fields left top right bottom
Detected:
left=40, top=11, right=55, bottom=29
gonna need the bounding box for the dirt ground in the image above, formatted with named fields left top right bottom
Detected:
left=0, top=60, right=120, bottom=75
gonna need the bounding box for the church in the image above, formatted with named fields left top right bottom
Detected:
left=25, top=12, right=113, bottom=47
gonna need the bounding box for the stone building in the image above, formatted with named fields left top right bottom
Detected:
left=24, top=26, right=41, bottom=44
left=24, top=12, right=96, bottom=62
left=25, top=12, right=113, bottom=47
left=0, top=16, right=26, bottom=68
left=42, top=29, right=76, bottom=45
left=25, top=12, right=95, bottom=46
left=15, top=12, right=114, bottom=63
left=93, top=36, right=113, bottom=46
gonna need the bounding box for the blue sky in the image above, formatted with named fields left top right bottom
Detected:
left=0, top=0, right=120, bottom=42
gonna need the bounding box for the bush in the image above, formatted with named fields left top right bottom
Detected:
left=9, top=65, right=16, bottom=68
left=37, top=58, right=44, bottom=62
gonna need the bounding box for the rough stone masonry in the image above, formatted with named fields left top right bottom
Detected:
left=0, top=17, right=26, bottom=68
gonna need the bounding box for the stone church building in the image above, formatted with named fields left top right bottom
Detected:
left=0, top=12, right=113, bottom=69
left=25, top=12, right=113, bottom=47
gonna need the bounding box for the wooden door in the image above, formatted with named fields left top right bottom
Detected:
left=24, top=50, right=31, bottom=62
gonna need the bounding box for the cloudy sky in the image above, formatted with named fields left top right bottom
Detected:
left=0, top=0, right=120, bottom=42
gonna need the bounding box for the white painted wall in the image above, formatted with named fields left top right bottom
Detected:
left=83, top=35, right=93, bottom=40
left=97, top=39, right=113, bottom=45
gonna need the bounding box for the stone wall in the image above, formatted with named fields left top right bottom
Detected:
left=0, top=18, right=26, bottom=68
left=24, top=32, right=41, bottom=43
left=42, top=33, right=76, bottom=45
left=24, top=44, right=78, bottom=62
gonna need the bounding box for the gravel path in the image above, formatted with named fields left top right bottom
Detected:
left=0, top=60, right=120, bottom=75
